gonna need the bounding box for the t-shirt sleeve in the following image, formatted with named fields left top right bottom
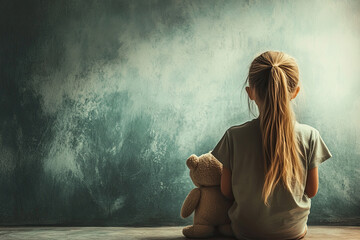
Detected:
left=211, top=130, right=232, bottom=170
left=308, top=129, right=332, bottom=169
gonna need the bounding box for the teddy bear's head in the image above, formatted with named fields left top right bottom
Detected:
left=186, top=151, right=222, bottom=187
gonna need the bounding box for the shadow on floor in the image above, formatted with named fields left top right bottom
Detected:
left=138, top=235, right=236, bottom=240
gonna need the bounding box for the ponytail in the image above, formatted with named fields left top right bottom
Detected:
left=246, top=51, right=304, bottom=206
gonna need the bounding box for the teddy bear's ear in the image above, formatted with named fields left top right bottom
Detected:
left=186, top=154, right=198, bottom=170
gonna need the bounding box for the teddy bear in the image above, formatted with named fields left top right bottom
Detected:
left=180, top=151, right=234, bottom=238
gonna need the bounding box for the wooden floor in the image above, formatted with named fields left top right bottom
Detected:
left=0, top=226, right=359, bottom=239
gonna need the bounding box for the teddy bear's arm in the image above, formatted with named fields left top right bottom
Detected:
left=180, top=188, right=201, bottom=218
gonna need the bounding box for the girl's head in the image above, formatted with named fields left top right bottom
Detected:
left=245, top=50, right=300, bottom=113
left=245, top=50, right=304, bottom=206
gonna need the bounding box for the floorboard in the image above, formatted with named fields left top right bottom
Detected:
left=0, top=226, right=359, bottom=239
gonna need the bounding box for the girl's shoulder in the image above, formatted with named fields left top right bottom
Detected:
left=295, top=121, right=320, bottom=135
left=229, top=118, right=258, bottom=129
left=226, top=118, right=260, bottom=136
left=294, top=121, right=321, bottom=144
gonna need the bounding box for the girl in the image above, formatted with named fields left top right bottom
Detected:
left=211, top=51, right=332, bottom=240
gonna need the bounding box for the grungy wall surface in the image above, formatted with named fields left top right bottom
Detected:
left=0, top=0, right=359, bottom=226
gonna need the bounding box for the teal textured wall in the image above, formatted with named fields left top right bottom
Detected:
left=0, top=0, right=359, bottom=226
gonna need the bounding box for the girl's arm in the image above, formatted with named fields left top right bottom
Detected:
left=221, top=166, right=234, bottom=200
left=305, top=167, right=319, bottom=198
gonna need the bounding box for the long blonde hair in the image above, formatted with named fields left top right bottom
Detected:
left=245, top=50, right=304, bottom=206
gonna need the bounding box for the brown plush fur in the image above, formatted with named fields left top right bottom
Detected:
left=180, top=151, right=234, bottom=238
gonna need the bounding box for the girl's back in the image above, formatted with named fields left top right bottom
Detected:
left=212, top=117, right=331, bottom=239
left=211, top=51, right=332, bottom=239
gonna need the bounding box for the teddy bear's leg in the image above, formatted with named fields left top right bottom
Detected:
left=218, top=224, right=234, bottom=237
left=182, top=224, right=215, bottom=238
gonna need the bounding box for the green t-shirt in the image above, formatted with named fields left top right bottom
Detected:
left=211, top=118, right=332, bottom=240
